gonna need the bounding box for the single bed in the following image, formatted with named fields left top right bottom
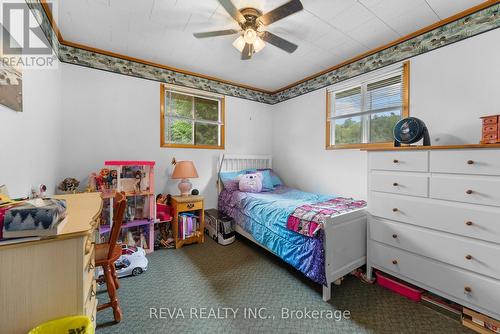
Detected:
left=217, top=154, right=367, bottom=301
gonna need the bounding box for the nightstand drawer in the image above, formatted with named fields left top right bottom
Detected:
left=176, top=201, right=202, bottom=212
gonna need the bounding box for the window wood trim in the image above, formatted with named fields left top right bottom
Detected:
left=325, top=61, right=410, bottom=150
left=160, top=83, right=225, bottom=150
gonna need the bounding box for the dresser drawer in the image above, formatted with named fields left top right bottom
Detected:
left=370, top=172, right=428, bottom=197
left=369, top=242, right=500, bottom=316
left=430, top=150, right=500, bottom=176
left=368, top=193, right=500, bottom=244
left=430, top=175, right=500, bottom=207
left=369, top=218, right=500, bottom=279
left=369, top=151, right=428, bottom=172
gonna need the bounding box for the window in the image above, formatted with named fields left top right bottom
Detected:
left=326, top=62, right=409, bottom=149
left=160, top=84, right=225, bottom=149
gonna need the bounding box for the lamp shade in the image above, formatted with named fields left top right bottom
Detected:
left=171, top=161, right=198, bottom=179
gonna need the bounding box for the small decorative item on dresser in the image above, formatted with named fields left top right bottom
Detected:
left=480, top=114, right=500, bottom=144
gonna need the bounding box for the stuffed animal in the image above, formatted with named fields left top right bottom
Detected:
left=237, top=172, right=263, bottom=193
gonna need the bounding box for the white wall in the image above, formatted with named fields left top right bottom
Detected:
left=60, top=64, right=272, bottom=208
left=273, top=28, right=500, bottom=200
left=0, top=62, right=62, bottom=198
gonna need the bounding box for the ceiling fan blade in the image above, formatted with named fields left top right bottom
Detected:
left=241, top=43, right=253, bottom=60
left=218, top=0, right=246, bottom=24
left=193, top=29, right=240, bottom=38
left=260, top=31, right=298, bottom=53
left=257, top=0, right=303, bottom=26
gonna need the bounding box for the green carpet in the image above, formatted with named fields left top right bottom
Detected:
left=96, top=237, right=473, bottom=333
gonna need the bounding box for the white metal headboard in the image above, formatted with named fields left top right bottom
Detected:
left=217, top=154, right=272, bottom=193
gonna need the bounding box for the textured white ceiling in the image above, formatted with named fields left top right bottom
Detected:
left=55, top=0, right=484, bottom=91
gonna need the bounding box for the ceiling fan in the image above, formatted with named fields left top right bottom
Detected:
left=193, top=0, right=303, bottom=60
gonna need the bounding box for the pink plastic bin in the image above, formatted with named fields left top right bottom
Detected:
left=375, top=271, right=424, bottom=302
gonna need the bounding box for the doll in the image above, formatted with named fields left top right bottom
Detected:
left=110, top=169, right=118, bottom=189
left=134, top=170, right=142, bottom=193
left=139, top=228, right=148, bottom=249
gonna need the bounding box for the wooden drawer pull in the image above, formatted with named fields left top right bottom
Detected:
left=393, top=159, right=399, bottom=163
left=392, top=208, right=399, bottom=212
left=465, top=254, right=473, bottom=260
left=392, top=259, right=398, bottom=265
left=464, top=286, right=472, bottom=293
left=465, top=221, right=473, bottom=226
left=91, top=289, right=96, bottom=298
left=467, top=160, right=474, bottom=165
left=91, top=315, right=95, bottom=322
left=465, top=189, right=473, bottom=195
left=88, top=263, right=95, bottom=271
left=393, top=182, right=399, bottom=186
left=187, top=203, right=195, bottom=209
left=392, top=234, right=398, bottom=239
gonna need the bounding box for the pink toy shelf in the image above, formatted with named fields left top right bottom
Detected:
left=98, top=160, right=156, bottom=253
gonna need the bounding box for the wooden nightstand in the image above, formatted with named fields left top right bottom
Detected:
left=171, top=195, right=205, bottom=249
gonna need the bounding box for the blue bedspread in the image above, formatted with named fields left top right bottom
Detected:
left=218, top=186, right=332, bottom=285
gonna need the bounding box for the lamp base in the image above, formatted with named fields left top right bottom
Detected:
left=178, top=178, right=192, bottom=196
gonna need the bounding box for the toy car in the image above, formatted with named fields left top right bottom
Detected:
left=96, top=245, right=148, bottom=285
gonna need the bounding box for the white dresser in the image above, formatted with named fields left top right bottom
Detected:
left=366, top=145, right=500, bottom=320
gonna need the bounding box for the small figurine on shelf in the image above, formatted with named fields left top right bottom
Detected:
left=134, top=170, right=142, bottom=193
left=58, top=177, right=80, bottom=193
left=39, top=184, right=47, bottom=198
left=110, top=169, right=118, bottom=190
left=139, top=228, right=148, bottom=249
left=87, top=172, right=97, bottom=192
left=125, top=230, right=136, bottom=247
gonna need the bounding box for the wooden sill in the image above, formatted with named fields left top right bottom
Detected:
left=161, top=143, right=224, bottom=150
left=326, top=142, right=394, bottom=150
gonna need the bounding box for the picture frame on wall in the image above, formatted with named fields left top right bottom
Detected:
left=0, top=63, right=22, bottom=112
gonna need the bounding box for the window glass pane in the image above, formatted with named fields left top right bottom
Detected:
left=333, top=87, right=361, bottom=116
left=365, top=75, right=402, bottom=111
left=170, top=92, right=193, bottom=118
left=370, top=109, right=402, bottom=143
left=195, top=122, right=218, bottom=146
left=167, top=118, right=192, bottom=144
left=334, top=116, right=362, bottom=145
left=194, top=97, right=219, bottom=121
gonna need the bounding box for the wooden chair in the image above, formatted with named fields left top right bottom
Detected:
left=96, top=191, right=127, bottom=322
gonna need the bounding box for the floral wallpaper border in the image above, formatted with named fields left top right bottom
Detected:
left=27, top=0, right=499, bottom=105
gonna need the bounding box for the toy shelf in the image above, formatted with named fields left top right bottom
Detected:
left=97, top=160, right=156, bottom=253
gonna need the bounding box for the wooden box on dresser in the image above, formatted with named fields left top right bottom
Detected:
left=0, top=192, right=102, bottom=334
left=365, top=144, right=500, bottom=321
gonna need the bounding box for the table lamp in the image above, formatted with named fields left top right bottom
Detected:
left=171, top=160, right=199, bottom=196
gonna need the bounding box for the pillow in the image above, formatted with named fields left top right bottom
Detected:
left=219, top=169, right=257, bottom=191
left=220, top=168, right=275, bottom=191
left=258, top=168, right=283, bottom=187
left=238, top=172, right=263, bottom=193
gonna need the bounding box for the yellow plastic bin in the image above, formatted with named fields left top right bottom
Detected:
left=28, top=315, right=94, bottom=334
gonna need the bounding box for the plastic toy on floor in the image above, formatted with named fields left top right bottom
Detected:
left=96, top=245, right=148, bottom=285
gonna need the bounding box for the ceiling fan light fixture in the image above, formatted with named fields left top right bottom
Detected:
left=253, top=37, right=266, bottom=53
left=232, top=35, right=246, bottom=52
left=243, top=28, right=257, bottom=44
